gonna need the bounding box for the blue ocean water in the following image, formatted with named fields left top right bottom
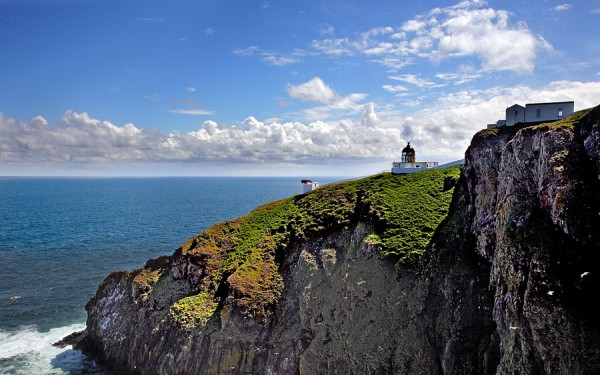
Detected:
left=0, top=177, right=341, bottom=374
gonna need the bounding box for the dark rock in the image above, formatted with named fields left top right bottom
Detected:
left=53, top=329, right=87, bottom=348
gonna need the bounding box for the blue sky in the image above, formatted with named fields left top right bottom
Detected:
left=1, top=0, right=599, bottom=176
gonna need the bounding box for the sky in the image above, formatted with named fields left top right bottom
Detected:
left=1, top=0, right=599, bottom=176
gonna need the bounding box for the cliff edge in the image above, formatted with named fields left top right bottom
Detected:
left=72, top=106, right=600, bottom=374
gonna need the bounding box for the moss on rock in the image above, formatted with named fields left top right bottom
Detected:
left=168, top=167, right=461, bottom=326
left=170, top=292, right=220, bottom=328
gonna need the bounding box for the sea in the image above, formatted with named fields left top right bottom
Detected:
left=0, top=176, right=342, bottom=374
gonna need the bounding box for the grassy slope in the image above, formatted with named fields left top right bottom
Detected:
left=164, top=167, right=461, bottom=326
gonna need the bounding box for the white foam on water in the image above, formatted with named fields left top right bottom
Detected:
left=0, top=324, right=103, bottom=374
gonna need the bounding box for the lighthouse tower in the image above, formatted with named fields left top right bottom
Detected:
left=391, top=142, right=438, bottom=174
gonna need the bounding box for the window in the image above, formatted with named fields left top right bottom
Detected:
left=558, top=108, right=563, bottom=117
left=536, top=109, right=541, bottom=118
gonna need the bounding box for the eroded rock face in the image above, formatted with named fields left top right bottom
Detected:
left=75, top=107, right=600, bottom=374
left=462, top=109, right=600, bottom=375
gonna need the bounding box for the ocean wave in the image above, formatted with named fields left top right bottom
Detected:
left=0, top=324, right=103, bottom=375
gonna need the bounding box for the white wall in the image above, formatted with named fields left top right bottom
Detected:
left=303, top=182, right=319, bottom=193
left=505, top=105, right=525, bottom=126
left=524, top=102, right=574, bottom=123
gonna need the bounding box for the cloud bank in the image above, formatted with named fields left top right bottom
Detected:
left=0, top=107, right=402, bottom=166
left=2, top=81, right=599, bottom=174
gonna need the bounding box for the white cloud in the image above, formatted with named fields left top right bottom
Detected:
left=435, top=72, right=482, bottom=84
left=204, top=27, right=217, bottom=35
left=553, top=3, right=573, bottom=11
left=369, top=57, right=413, bottom=71
left=592, top=9, right=600, bottom=14
left=382, top=84, right=409, bottom=93
left=402, top=19, right=427, bottom=32
left=429, top=6, right=548, bottom=73
left=320, top=24, right=335, bottom=36
left=232, top=46, right=302, bottom=66
left=309, top=38, right=353, bottom=56
left=261, top=53, right=302, bottom=66
left=289, top=93, right=368, bottom=122
left=0, top=104, right=399, bottom=167
left=306, top=1, right=551, bottom=74
left=2, top=81, right=598, bottom=173
left=310, top=26, right=396, bottom=57
left=361, top=103, right=379, bottom=127
left=186, top=86, right=197, bottom=93
left=286, top=77, right=336, bottom=103
left=232, top=46, right=260, bottom=56
left=389, top=74, right=445, bottom=88
left=169, top=109, right=214, bottom=115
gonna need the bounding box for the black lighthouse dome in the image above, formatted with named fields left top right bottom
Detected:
left=401, top=142, right=415, bottom=162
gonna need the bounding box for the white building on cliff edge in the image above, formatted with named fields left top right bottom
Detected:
left=301, top=179, right=319, bottom=193
left=488, top=101, right=574, bottom=128
left=391, top=142, right=438, bottom=175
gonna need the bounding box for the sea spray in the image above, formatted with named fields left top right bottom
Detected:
left=0, top=324, right=103, bottom=375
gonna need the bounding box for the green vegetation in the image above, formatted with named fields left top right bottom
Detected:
left=361, top=170, right=460, bottom=263
left=531, top=108, right=591, bottom=130
left=364, top=233, right=383, bottom=246
left=169, top=167, right=460, bottom=325
left=170, top=292, right=220, bottom=328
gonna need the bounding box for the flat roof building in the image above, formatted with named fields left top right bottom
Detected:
left=487, top=101, right=574, bottom=128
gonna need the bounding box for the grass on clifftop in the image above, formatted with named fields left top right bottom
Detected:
left=531, top=108, right=592, bottom=130
left=169, top=167, right=460, bottom=326
left=474, top=109, right=592, bottom=144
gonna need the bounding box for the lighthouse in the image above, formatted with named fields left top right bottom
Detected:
left=391, top=142, right=438, bottom=174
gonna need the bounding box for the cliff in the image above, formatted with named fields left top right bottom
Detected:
left=71, top=106, right=600, bottom=374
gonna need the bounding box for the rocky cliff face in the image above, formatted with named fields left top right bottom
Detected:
left=73, top=107, right=600, bottom=374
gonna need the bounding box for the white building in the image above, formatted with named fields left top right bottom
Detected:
left=488, top=101, right=574, bottom=128
left=391, top=142, right=438, bottom=175
left=301, top=179, right=319, bottom=193
left=523, top=101, right=574, bottom=123
left=505, top=104, right=525, bottom=126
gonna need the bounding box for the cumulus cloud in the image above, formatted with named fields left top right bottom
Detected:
left=553, top=3, right=573, bottom=11
left=281, top=77, right=370, bottom=122
left=2, top=81, right=599, bottom=171
left=361, top=103, right=379, bottom=127
left=0, top=108, right=404, bottom=166
left=307, top=1, right=550, bottom=73
left=286, top=77, right=336, bottom=103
